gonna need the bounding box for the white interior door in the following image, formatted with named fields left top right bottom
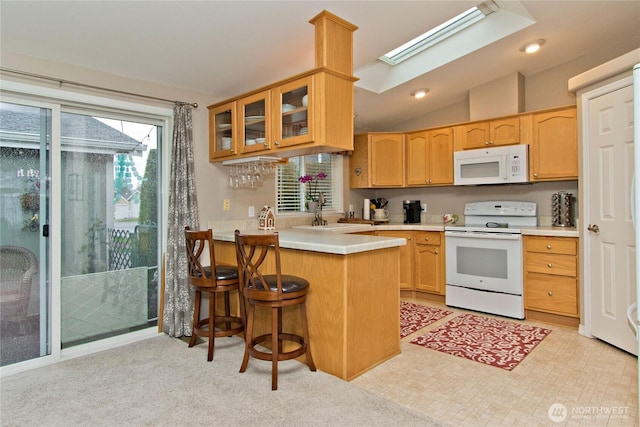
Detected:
left=587, top=81, right=637, bottom=355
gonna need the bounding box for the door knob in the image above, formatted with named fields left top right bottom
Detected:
left=587, top=224, right=600, bottom=233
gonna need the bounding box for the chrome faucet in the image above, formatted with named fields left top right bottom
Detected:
left=312, top=192, right=327, bottom=226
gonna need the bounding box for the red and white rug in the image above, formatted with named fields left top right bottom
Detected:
left=400, top=301, right=452, bottom=338
left=410, top=313, right=552, bottom=371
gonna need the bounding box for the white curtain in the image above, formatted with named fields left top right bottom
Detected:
left=162, top=103, right=199, bottom=337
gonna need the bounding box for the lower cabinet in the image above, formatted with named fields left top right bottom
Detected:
left=375, top=230, right=413, bottom=290
left=524, top=236, right=579, bottom=319
left=414, top=232, right=445, bottom=294
left=376, top=230, right=445, bottom=295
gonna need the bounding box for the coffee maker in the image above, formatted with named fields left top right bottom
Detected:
left=403, top=200, right=421, bottom=224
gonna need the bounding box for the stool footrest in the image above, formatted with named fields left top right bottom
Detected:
left=248, top=333, right=308, bottom=362
left=194, top=316, right=244, bottom=338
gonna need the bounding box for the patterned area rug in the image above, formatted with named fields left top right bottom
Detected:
left=410, top=313, right=552, bottom=371
left=400, top=301, right=452, bottom=338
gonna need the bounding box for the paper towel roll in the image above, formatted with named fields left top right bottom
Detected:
left=363, top=198, right=370, bottom=220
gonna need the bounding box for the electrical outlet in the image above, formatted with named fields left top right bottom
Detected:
left=223, top=199, right=230, bottom=211
left=421, top=203, right=427, bottom=212
left=248, top=206, right=255, bottom=217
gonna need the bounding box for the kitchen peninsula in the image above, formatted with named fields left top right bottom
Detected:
left=212, top=227, right=405, bottom=380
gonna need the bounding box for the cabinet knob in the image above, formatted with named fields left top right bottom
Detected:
left=547, top=263, right=553, bottom=268
left=424, top=238, right=430, bottom=242
left=263, top=142, right=269, bottom=147
left=533, top=173, right=538, bottom=177
left=548, top=291, right=553, bottom=297
left=274, top=140, right=280, bottom=146
left=434, top=250, right=439, bottom=255
left=546, top=244, right=552, bottom=249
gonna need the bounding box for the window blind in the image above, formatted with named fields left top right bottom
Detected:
left=276, top=153, right=343, bottom=213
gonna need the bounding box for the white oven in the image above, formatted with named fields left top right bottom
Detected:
left=444, top=201, right=537, bottom=319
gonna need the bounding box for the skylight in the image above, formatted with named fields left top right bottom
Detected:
left=379, top=1, right=500, bottom=66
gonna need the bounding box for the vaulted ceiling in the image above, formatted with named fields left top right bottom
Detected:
left=1, top=1, right=639, bottom=132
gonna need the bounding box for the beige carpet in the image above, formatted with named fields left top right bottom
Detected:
left=0, top=334, right=444, bottom=427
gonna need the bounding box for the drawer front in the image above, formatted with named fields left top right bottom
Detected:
left=526, top=253, right=577, bottom=277
left=525, top=273, right=578, bottom=316
left=525, top=236, right=577, bottom=255
left=415, top=231, right=441, bottom=246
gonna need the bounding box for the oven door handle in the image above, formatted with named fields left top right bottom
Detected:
left=445, top=231, right=522, bottom=240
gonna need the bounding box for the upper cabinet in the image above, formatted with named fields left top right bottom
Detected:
left=350, top=133, right=405, bottom=188
left=529, top=107, right=577, bottom=181
left=457, top=116, right=521, bottom=150
left=406, top=127, right=453, bottom=186
left=349, top=105, right=577, bottom=189
left=208, top=11, right=358, bottom=162
left=209, top=101, right=237, bottom=161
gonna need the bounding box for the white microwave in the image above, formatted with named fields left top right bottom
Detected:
left=454, top=144, right=529, bottom=186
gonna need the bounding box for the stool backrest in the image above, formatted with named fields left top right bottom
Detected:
left=184, top=226, right=216, bottom=288
left=234, top=230, right=283, bottom=296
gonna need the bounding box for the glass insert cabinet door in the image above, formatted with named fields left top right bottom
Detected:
left=209, top=101, right=236, bottom=159
left=239, top=90, right=270, bottom=154
left=274, top=76, right=313, bottom=148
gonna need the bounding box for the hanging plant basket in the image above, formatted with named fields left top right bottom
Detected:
left=20, top=192, right=39, bottom=213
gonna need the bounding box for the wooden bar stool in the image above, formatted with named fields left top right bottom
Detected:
left=234, top=230, right=316, bottom=390
left=184, top=226, right=244, bottom=361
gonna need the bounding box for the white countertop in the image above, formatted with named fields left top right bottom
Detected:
left=521, top=226, right=579, bottom=237
left=212, top=223, right=578, bottom=256
left=213, top=228, right=406, bottom=255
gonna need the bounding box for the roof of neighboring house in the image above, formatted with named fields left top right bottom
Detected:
left=0, top=104, right=146, bottom=155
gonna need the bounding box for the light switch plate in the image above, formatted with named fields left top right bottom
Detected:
left=421, top=203, right=427, bottom=212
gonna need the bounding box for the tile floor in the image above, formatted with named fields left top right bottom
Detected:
left=351, top=299, right=638, bottom=426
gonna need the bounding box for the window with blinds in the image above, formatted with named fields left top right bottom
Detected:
left=276, top=153, right=343, bottom=213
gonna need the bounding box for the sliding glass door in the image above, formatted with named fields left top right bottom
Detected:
left=1, top=96, right=164, bottom=368
left=0, top=101, right=51, bottom=366
left=59, top=111, right=161, bottom=348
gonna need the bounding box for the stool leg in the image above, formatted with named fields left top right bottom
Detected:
left=272, top=306, right=279, bottom=390
left=223, top=291, right=232, bottom=331
left=300, top=301, right=316, bottom=372
left=189, top=289, right=201, bottom=348
left=239, top=303, right=254, bottom=373
left=207, top=291, right=215, bottom=361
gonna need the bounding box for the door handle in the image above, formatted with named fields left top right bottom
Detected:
left=587, top=224, right=600, bottom=233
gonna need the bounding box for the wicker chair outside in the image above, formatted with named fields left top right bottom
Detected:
left=0, top=246, right=38, bottom=325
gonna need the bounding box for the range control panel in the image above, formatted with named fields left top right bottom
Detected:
left=463, top=201, right=537, bottom=217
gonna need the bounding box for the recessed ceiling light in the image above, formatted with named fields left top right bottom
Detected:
left=521, top=39, right=545, bottom=54
left=412, top=89, right=429, bottom=99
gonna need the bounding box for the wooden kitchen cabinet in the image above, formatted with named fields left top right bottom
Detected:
left=209, top=70, right=355, bottom=161
left=376, top=230, right=413, bottom=290
left=208, top=12, right=357, bottom=162
left=237, top=90, right=272, bottom=155
left=414, top=231, right=445, bottom=294
left=524, top=236, right=579, bottom=320
left=350, top=133, right=405, bottom=188
left=405, top=127, right=453, bottom=186
left=529, top=106, right=578, bottom=181
left=457, top=116, right=520, bottom=150
left=208, top=101, right=237, bottom=160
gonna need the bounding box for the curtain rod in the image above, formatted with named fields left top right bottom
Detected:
left=0, top=67, right=198, bottom=108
